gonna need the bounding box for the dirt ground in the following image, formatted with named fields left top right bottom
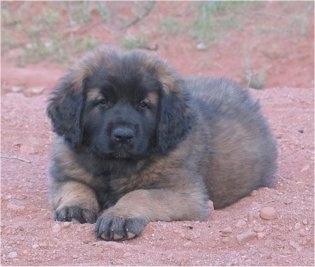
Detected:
left=1, top=1, right=314, bottom=266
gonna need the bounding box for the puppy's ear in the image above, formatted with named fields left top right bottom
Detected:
left=47, top=72, right=86, bottom=148
left=157, top=89, right=192, bottom=154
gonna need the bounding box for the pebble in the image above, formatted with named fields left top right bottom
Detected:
left=289, top=240, right=302, bottom=252
left=284, top=199, right=293, bottom=205
left=294, top=222, right=301, bottom=230
left=302, top=219, right=308, bottom=225
left=122, top=252, right=133, bottom=258
left=7, top=199, right=25, bottom=211
left=52, top=224, right=61, bottom=233
left=221, top=236, right=230, bottom=243
left=220, top=226, right=233, bottom=234
left=38, top=242, right=48, bottom=248
left=20, top=144, right=37, bottom=155
left=257, top=232, right=265, bottom=239
left=11, top=86, right=23, bottom=93
left=253, top=225, right=265, bottom=232
left=259, top=207, right=277, bottom=220
left=196, top=43, right=207, bottom=51
left=8, top=251, right=18, bottom=259
left=4, top=194, right=12, bottom=200
left=300, top=164, right=310, bottom=172
left=299, top=229, right=307, bottom=237
left=30, top=87, right=44, bottom=95
left=236, top=230, right=257, bottom=244
left=62, top=222, right=72, bottom=228
left=183, top=241, right=193, bottom=247
left=235, top=219, right=246, bottom=228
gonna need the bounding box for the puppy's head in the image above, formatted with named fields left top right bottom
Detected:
left=47, top=46, right=192, bottom=159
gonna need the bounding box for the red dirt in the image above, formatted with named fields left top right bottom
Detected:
left=1, top=1, right=314, bottom=266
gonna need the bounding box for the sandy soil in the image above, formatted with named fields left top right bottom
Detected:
left=1, top=1, right=314, bottom=266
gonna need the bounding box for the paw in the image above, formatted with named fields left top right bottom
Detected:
left=95, top=215, right=146, bottom=241
left=54, top=206, right=97, bottom=224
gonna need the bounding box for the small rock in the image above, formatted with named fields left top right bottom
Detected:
left=62, top=222, right=72, bottom=228
left=289, top=240, right=302, bottom=252
left=183, top=241, right=193, bottom=247
left=196, top=42, right=207, bottom=51
left=83, top=239, right=94, bottom=244
left=11, top=86, right=23, bottom=93
left=260, top=207, right=277, bottom=220
left=235, top=219, right=246, bottom=228
left=122, top=252, right=133, bottom=258
left=8, top=251, right=18, bottom=259
left=220, top=226, right=233, bottom=234
left=221, top=236, right=230, bottom=243
left=250, top=190, right=258, bottom=196
left=31, top=87, right=44, bottom=95
left=257, top=232, right=265, bottom=239
left=299, top=229, right=307, bottom=237
left=7, top=199, right=25, bottom=211
left=38, top=242, right=48, bottom=248
left=236, top=230, right=257, bottom=244
left=294, top=222, right=301, bottom=230
left=300, top=164, right=310, bottom=172
left=284, top=199, right=293, bottom=205
left=20, top=145, right=37, bottom=155
left=302, top=219, right=308, bottom=225
left=253, top=225, right=265, bottom=232
left=52, top=224, right=61, bottom=233
left=32, top=244, right=39, bottom=249
left=4, top=194, right=12, bottom=200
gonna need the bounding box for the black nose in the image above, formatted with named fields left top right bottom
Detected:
left=112, top=127, right=135, bottom=144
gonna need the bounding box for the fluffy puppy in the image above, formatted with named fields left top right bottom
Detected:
left=47, top=46, right=277, bottom=241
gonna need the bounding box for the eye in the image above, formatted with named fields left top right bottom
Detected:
left=95, top=98, right=109, bottom=108
left=138, top=99, right=150, bottom=110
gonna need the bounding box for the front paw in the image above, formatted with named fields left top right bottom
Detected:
left=95, top=215, right=146, bottom=241
left=54, top=206, right=97, bottom=224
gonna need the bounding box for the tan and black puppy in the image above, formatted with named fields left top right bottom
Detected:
left=47, top=46, right=277, bottom=241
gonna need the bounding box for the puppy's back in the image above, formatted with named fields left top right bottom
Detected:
left=186, top=77, right=277, bottom=209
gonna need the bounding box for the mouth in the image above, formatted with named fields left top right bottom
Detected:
left=90, top=141, right=148, bottom=160
left=112, top=148, right=131, bottom=159
left=92, top=146, right=142, bottom=160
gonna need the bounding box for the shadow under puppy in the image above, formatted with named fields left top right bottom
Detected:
left=47, top=46, right=277, bottom=241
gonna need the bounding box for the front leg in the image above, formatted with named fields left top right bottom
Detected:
left=95, top=188, right=209, bottom=241
left=51, top=181, right=100, bottom=223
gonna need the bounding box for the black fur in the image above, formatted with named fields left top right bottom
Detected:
left=157, top=89, right=193, bottom=154
left=47, top=74, right=86, bottom=148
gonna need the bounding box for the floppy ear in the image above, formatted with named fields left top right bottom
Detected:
left=47, top=72, right=86, bottom=148
left=157, top=90, right=193, bottom=154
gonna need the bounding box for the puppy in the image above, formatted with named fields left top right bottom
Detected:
left=47, top=46, right=277, bottom=241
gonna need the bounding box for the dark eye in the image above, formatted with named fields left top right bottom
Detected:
left=95, top=98, right=108, bottom=108
left=138, top=99, right=150, bottom=110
